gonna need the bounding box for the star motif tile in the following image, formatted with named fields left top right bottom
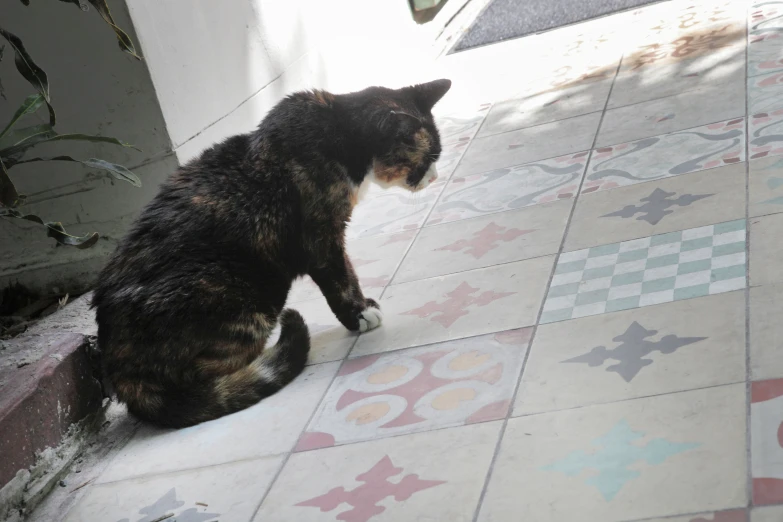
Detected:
left=395, top=200, right=571, bottom=284
left=516, top=292, right=745, bottom=415
left=566, top=163, right=746, bottom=251
left=255, top=422, right=501, bottom=522
left=353, top=256, right=554, bottom=356
left=64, top=457, right=281, bottom=522
left=479, top=385, right=746, bottom=521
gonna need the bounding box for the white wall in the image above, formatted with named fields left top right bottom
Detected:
left=1, top=0, right=459, bottom=294
left=126, top=0, right=441, bottom=163
left=0, top=0, right=175, bottom=295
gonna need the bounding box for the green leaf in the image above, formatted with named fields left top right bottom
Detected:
left=0, top=27, right=56, bottom=126
left=86, top=0, right=141, bottom=59
left=0, top=124, right=57, bottom=161
left=1, top=129, right=139, bottom=163
left=0, top=94, right=44, bottom=141
left=0, top=158, right=21, bottom=208
left=0, top=208, right=99, bottom=249
left=13, top=155, right=141, bottom=186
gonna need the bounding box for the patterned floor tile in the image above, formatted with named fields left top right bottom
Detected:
left=477, top=79, right=613, bottom=138
left=65, top=457, right=281, bottom=522
left=750, top=70, right=783, bottom=116
left=609, top=49, right=746, bottom=109
left=750, top=213, right=783, bottom=286
left=427, top=151, right=588, bottom=226
left=353, top=256, right=555, bottom=357
left=297, top=329, right=530, bottom=451
left=566, top=164, right=746, bottom=251
left=542, top=219, right=747, bottom=324
left=750, top=109, right=783, bottom=161
left=622, top=17, right=745, bottom=74
left=97, top=362, right=340, bottom=483
left=750, top=0, right=783, bottom=34
left=346, top=175, right=450, bottom=240
left=516, top=292, right=745, bottom=416
left=751, top=378, right=783, bottom=505
left=750, top=283, right=783, bottom=381
left=455, top=112, right=601, bottom=177
left=750, top=155, right=783, bottom=217
left=749, top=32, right=783, bottom=79
left=584, top=118, right=745, bottom=194
left=597, top=85, right=745, bottom=148
left=637, top=509, right=747, bottom=522
left=436, top=105, right=490, bottom=146
left=479, top=385, right=747, bottom=522
left=288, top=231, right=416, bottom=304
left=395, top=200, right=571, bottom=284
left=255, top=422, right=501, bottom=522
left=753, top=505, right=783, bottom=522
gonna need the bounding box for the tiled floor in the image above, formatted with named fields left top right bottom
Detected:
left=54, top=0, right=783, bottom=521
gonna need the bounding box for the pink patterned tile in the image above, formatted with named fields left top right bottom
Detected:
left=396, top=201, right=570, bottom=284
left=255, top=422, right=501, bottom=522
left=296, top=328, right=530, bottom=451
left=585, top=118, right=745, bottom=194
left=751, top=108, right=783, bottom=161
left=353, top=256, right=554, bottom=356
left=426, top=151, right=587, bottom=226
left=752, top=378, right=783, bottom=505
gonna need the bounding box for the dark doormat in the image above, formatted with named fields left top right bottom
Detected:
left=451, top=0, right=665, bottom=53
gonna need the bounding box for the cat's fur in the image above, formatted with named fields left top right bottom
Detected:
left=91, top=79, right=452, bottom=428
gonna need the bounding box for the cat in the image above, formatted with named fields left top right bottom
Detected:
left=91, top=79, right=452, bottom=428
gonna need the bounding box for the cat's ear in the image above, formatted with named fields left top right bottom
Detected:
left=404, top=79, right=452, bottom=112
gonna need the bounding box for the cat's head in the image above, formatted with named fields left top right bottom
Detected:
left=362, top=79, right=452, bottom=193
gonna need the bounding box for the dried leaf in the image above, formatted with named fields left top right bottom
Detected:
left=13, top=155, right=141, bottom=186
left=0, top=208, right=100, bottom=248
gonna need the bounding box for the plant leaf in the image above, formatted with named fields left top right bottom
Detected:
left=86, top=0, right=141, bottom=59
left=0, top=124, right=57, bottom=161
left=0, top=158, right=21, bottom=208
left=0, top=27, right=56, bottom=125
left=0, top=94, right=44, bottom=140
left=13, top=155, right=141, bottom=186
left=1, top=130, right=139, bottom=162
left=0, top=208, right=99, bottom=248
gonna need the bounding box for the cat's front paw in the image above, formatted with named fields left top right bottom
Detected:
left=358, top=300, right=383, bottom=333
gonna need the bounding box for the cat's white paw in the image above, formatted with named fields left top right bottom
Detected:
left=358, top=307, right=383, bottom=332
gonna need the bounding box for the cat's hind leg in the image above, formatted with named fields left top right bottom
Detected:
left=120, top=310, right=310, bottom=428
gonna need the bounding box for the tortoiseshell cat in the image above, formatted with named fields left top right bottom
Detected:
left=92, top=79, right=452, bottom=428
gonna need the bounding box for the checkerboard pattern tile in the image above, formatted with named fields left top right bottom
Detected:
left=541, top=220, right=747, bottom=324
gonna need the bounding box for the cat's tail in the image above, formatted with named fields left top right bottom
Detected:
left=129, top=309, right=310, bottom=428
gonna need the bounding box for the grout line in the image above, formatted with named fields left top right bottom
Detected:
left=621, top=505, right=749, bottom=522
left=255, top=110, right=492, bottom=519
left=379, top=110, right=492, bottom=296
left=470, top=52, right=626, bottom=522
left=743, top=0, right=754, bottom=511
left=250, top=333, right=362, bottom=520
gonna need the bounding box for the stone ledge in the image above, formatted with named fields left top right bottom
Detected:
left=0, top=294, right=102, bottom=492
